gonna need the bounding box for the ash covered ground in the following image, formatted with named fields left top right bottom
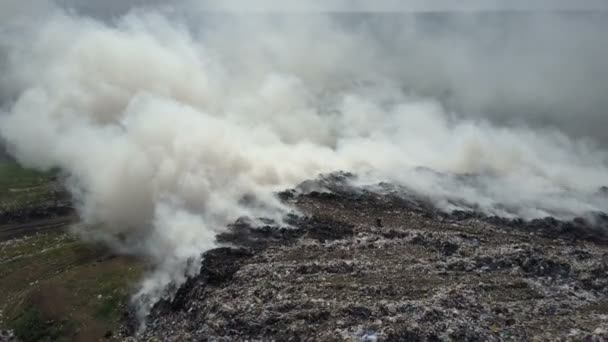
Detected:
left=125, top=173, right=608, bottom=341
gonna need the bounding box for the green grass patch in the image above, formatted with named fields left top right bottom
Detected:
left=0, top=161, right=59, bottom=211
left=10, top=306, right=74, bottom=342
left=0, top=162, right=54, bottom=189
left=0, top=232, right=145, bottom=341
left=95, top=295, right=123, bottom=321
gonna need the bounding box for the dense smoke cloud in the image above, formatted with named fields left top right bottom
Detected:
left=191, top=0, right=608, bottom=12
left=1, top=0, right=607, bottom=317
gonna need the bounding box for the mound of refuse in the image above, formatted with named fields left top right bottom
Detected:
left=124, top=174, right=608, bottom=341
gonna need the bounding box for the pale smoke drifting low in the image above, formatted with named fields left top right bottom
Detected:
left=1, top=1, right=608, bottom=316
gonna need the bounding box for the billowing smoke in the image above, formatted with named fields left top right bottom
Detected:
left=1, top=0, right=607, bottom=317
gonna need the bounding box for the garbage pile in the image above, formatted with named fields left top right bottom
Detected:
left=129, top=175, right=608, bottom=341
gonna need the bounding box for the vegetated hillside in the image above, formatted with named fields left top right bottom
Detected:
left=135, top=174, right=608, bottom=341
left=0, top=161, right=144, bottom=342
left=0, top=232, right=144, bottom=342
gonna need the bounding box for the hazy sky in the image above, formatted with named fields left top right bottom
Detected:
left=3, top=0, right=608, bottom=18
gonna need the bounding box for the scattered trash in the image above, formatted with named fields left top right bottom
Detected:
left=358, top=329, right=378, bottom=342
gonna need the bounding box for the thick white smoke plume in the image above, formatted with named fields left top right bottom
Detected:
left=1, top=0, right=608, bottom=316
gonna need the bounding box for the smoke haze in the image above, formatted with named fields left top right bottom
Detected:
left=1, top=0, right=607, bottom=316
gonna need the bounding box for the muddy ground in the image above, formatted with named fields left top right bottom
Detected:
left=133, top=174, right=608, bottom=341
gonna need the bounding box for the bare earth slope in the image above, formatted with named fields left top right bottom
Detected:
left=135, top=175, right=608, bottom=341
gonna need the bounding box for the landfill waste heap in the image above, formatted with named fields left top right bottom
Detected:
left=126, top=173, right=608, bottom=341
